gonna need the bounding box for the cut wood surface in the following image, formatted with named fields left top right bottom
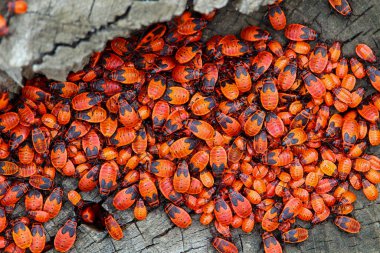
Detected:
left=1, top=0, right=380, bottom=252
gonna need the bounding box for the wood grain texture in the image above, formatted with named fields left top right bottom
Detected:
left=2, top=0, right=380, bottom=252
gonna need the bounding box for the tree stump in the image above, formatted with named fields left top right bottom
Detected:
left=0, top=0, right=379, bottom=252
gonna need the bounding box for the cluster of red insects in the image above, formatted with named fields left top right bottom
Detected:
left=0, top=0, right=28, bottom=36
left=0, top=0, right=378, bottom=252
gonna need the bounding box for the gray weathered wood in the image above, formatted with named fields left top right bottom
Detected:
left=1, top=0, right=380, bottom=252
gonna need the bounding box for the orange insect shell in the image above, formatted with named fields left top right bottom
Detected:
left=215, top=112, right=241, bottom=137
left=30, top=223, right=46, bottom=253
left=175, top=43, right=200, bottom=64
left=339, top=191, right=357, bottom=206
left=200, top=213, right=214, bottom=225
left=109, top=127, right=137, bottom=147
left=329, top=41, right=341, bottom=63
left=260, top=77, right=279, bottom=111
left=328, top=0, right=352, bottom=16
left=372, top=93, right=380, bottom=111
left=17, top=103, right=35, bottom=126
left=362, top=179, right=378, bottom=201
left=113, top=185, right=139, bottom=211
left=234, top=64, right=252, bottom=93
left=341, top=74, right=356, bottom=91
left=164, top=203, right=192, bottom=228
left=116, top=148, right=132, bottom=165
left=200, top=170, right=214, bottom=188
left=99, top=146, right=118, bottom=161
left=334, top=99, right=347, bottom=113
left=0, top=160, right=19, bottom=175
left=108, top=65, right=141, bottom=84
left=278, top=61, right=297, bottom=91
left=350, top=57, right=366, bottom=79
left=309, top=43, right=328, bottom=74
left=139, top=176, right=159, bottom=207
left=219, top=38, right=251, bottom=57
left=220, top=79, right=239, bottom=101
left=336, top=58, right=348, bottom=79
left=251, top=51, right=273, bottom=80
left=334, top=216, right=360, bottom=234
left=333, top=87, right=352, bottom=104
left=284, top=24, right=317, bottom=41
left=24, top=189, right=43, bottom=212
left=311, top=193, right=326, bottom=214
left=369, top=123, right=380, bottom=146
left=0, top=207, right=6, bottom=233
left=29, top=174, right=54, bottom=191
left=297, top=206, right=313, bottom=221
left=209, top=145, right=228, bottom=179
left=50, top=82, right=79, bottom=99
left=134, top=198, right=148, bottom=221
left=349, top=88, right=365, bottom=108
left=367, top=66, right=380, bottom=92
left=212, top=237, right=238, bottom=253
left=241, top=213, right=255, bottom=233
left=353, top=158, right=371, bottom=173
left=349, top=172, right=363, bottom=190
left=0, top=92, right=9, bottom=112
left=132, top=127, right=148, bottom=155
left=67, top=190, right=84, bottom=208
left=177, top=18, right=206, bottom=35
left=273, top=56, right=289, bottom=74
left=282, top=128, right=307, bottom=146
left=365, top=169, right=380, bottom=184
left=268, top=40, right=284, bottom=57
left=262, top=232, right=283, bottom=253
left=76, top=105, right=107, bottom=123
left=151, top=100, right=170, bottom=130
left=214, top=196, right=233, bottom=226
left=118, top=98, right=140, bottom=129
left=71, top=92, right=103, bottom=111
left=98, top=161, right=118, bottom=196
left=121, top=170, right=139, bottom=188
left=147, top=75, right=166, bottom=100
left=268, top=4, right=286, bottom=30
left=81, top=129, right=100, bottom=159
left=356, top=43, right=376, bottom=63
left=342, top=118, right=359, bottom=152
left=28, top=210, right=50, bottom=223
left=228, top=188, right=252, bottom=218
left=170, top=137, right=198, bottom=159
left=148, top=159, right=175, bottom=178
left=1, top=183, right=28, bottom=206
left=173, top=160, right=191, bottom=193
left=319, top=160, right=338, bottom=177
left=0, top=112, right=19, bottom=133
left=244, top=110, right=266, bottom=136
left=30, top=129, right=46, bottom=157
left=65, top=120, right=91, bottom=142
left=191, top=96, right=217, bottom=116
left=54, top=218, right=77, bottom=252
left=357, top=102, right=379, bottom=123
left=12, top=220, right=32, bottom=249
left=50, top=141, right=67, bottom=169
left=288, top=41, right=310, bottom=55
left=184, top=119, right=215, bottom=141
left=252, top=130, right=267, bottom=154
left=104, top=214, right=124, bottom=241
left=43, top=187, right=63, bottom=219
left=337, top=156, right=352, bottom=181
left=240, top=26, right=271, bottom=42
left=282, top=228, right=309, bottom=243
left=301, top=71, right=326, bottom=99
